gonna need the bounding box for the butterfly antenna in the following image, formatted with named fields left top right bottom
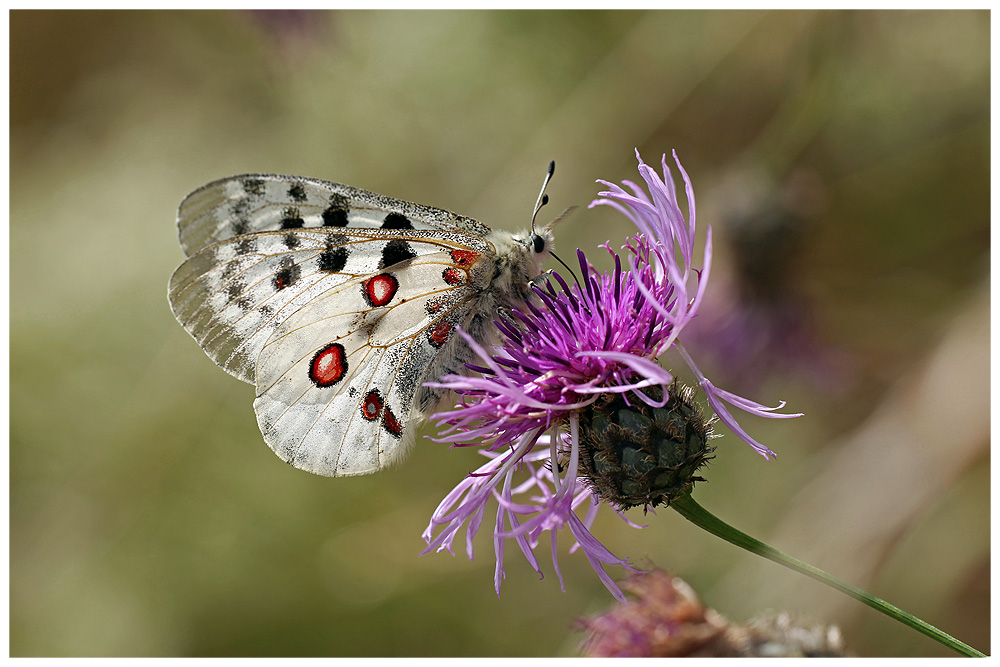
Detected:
left=544, top=205, right=576, bottom=232
left=530, top=160, right=556, bottom=233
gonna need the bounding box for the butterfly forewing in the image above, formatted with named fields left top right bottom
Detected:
left=176, top=173, right=492, bottom=257
left=169, top=224, right=494, bottom=384
left=170, top=233, right=332, bottom=382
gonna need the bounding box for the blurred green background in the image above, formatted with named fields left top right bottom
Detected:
left=11, top=10, right=989, bottom=657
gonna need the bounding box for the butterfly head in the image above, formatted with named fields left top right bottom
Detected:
left=504, top=226, right=554, bottom=269
left=483, top=226, right=554, bottom=307
left=519, top=223, right=556, bottom=259
left=532, top=232, right=548, bottom=254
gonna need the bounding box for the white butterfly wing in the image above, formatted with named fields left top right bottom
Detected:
left=253, top=256, right=478, bottom=476
left=169, top=173, right=552, bottom=477
left=169, top=225, right=491, bottom=382
left=176, top=173, right=492, bottom=257
left=170, top=230, right=342, bottom=382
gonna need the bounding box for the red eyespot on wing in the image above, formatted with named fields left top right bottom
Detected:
left=362, top=273, right=399, bottom=307
left=428, top=322, right=454, bottom=348
left=450, top=249, right=480, bottom=267
left=361, top=389, right=384, bottom=421
left=442, top=268, right=464, bottom=286
left=310, top=343, right=348, bottom=387
left=383, top=406, right=403, bottom=438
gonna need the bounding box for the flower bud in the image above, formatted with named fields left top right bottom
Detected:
left=577, top=382, right=714, bottom=511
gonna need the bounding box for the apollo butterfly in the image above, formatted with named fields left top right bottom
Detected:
left=168, top=165, right=557, bottom=476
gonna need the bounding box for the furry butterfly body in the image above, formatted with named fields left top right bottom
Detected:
left=169, top=174, right=553, bottom=476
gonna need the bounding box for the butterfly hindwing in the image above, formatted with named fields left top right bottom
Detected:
left=177, top=173, right=492, bottom=258
left=253, top=255, right=479, bottom=476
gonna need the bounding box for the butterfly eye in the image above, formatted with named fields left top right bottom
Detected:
left=532, top=234, right=546, bottom=254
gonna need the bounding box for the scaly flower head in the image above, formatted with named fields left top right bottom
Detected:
left=422, top=150, right=802, bottom=601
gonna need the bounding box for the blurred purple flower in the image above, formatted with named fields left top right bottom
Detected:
left=577, top=568, right=847, bottom=657
left=422, top=150, right=801, bottom=601
left=684, top=165, right=855, bottom=395
left=244, top=10, right=330, bottom=53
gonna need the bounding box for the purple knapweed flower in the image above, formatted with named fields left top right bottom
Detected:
left=577, top=568, right=847, bottom=657
left=421, top=150, right=802, bottom=601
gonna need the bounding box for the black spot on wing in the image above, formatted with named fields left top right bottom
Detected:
left=235, top=237, right=258, bottom=255
left=231, top=218, right=250, bottom=236
left=273, top=258, right=301, bottom=290
left=322, top=208, right=348, bottom=227
left=242, top=178, right=264, bottom=196
left=282, top=233, right=301, bottom=249
left=383, top=405, right=403, bottom=438
left=280, top=206, right=304, bottom=229
left=288, top=183, right=307, bottom=202
left=380, top=239, right=417, bottom=269
left=319, top=245, right=349, bottom=273
left=382, top=212, right=413, bottom=230
left=219, top=259, right=241, bottom=281
left=226, top=277, right=247, bottom=300
left=231, top=199, right=251, bottom=236
left=323, top=194, right=350, bottom=227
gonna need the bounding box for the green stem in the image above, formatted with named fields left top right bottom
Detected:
left=670, top=493, right=985, bottom=657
